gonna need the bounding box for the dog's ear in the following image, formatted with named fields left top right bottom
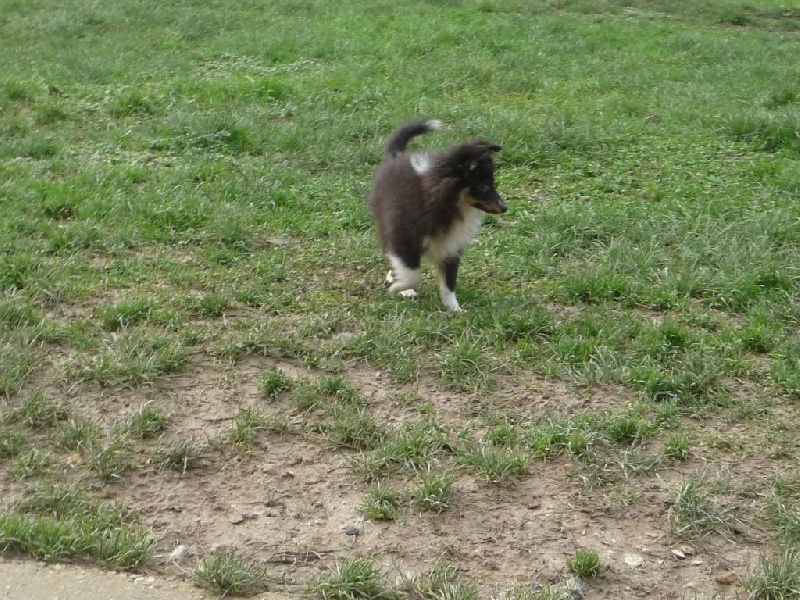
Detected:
left=472, top=139, right=503, bottom=154
left=453, top=138, right=502, bottom=169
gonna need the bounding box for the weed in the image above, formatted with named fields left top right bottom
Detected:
left=667, top=478, right=739, bottom=539
left=225, top=409, right=267, bottom=448
left=361, top=484, right=404, bottom=521
left=194, top=548, right=268, bottom=595
left=745, top=548, right=800, bottom=600
left=260, top=368, right=293, bottom=399
left=456, top=443, right=529, bottom=484
left=125, top=405, right=169, bottom=439
left=159, top=440, right=203, bottom=474
left=413, top=469, right=456, bottom=513
left=567, top=548, right=603, bottom=577
left=310, top=556, right=396, bottom=600
left=2, top=391, right=69, bottom=429
left=9, top=449, right=53, bottom=479
left=401, top=564, right=478, bottom=600
left=56, top=419, right=103, bottom=451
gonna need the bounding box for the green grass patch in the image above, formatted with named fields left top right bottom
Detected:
left=0, top=485, right=154, bottom=569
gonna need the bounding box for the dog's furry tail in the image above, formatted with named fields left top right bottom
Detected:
left=384, top=119, right=441, bottom=158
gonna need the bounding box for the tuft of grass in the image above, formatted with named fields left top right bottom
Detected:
left=56, top=418, right=103, bottom=451
left=667, top=478, right=739, bottom=539
left=664, top=432, right=691, bottom=462
left=435, top=333, right=496, bottom=393
left=125, top=405, right=169, bottom=439
left=412, top=469, right=456, bottom=513
left=456, top=443, right=529, bottom=484
left=263, top=412, right=291, bottom=435
left=0, top=486, right=154, bottom=568
left=84, top=436, right=132, bottom=482
left=745, top=548, right=800, bottom=600
left=2, top=391, right=70, bottom=429
left=260, top=368, right=293, bottom=399
left=159, top=440, right=203, bottom=474
left=324, top=406, right=386, bottom=450
left=70, top=332, right=191, bottom=387
left=197, top=292, right=230, bottom=317
left=361, top=483, right=404, bottom=522
left=225, top=408, right=267, bottom=448
left=506, top=583, right=574, bottom=600
left=401, top=564, right=478, bottom=600
left=9, top=449, right=53, bottom=479
left=567, top=548, right=603, bottom=578
left=729, top=113, right=800, bottom=153
left=311, top=557, right=397, bottom=600
left=194, top=548, right=268, bottom=596
left=352, top=418, right=450, bottom=482
left=766, top=476, right=800, bottom=546
left=0, top=429, right=26, bottom=458
left=100, top=299, right=156, bottom=331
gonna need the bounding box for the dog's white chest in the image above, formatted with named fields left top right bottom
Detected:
left=423, top=206, right=484, bottom=262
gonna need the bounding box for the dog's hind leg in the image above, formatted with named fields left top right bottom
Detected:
left=386, top=254, right=421, bottom=297
left=437, top=256, right=462, bottom=312
left=386, top=267, right=418, bottom=299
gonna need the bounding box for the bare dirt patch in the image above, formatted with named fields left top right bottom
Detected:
left=1, top=355, right=774, bottom=599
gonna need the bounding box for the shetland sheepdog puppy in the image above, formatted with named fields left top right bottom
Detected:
left=367, top=119, right=505, bottom=311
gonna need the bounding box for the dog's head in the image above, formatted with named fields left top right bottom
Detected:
left=454, top=139, right=506, bottom=215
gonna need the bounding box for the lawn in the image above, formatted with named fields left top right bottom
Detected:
left=1, top=0, right=799, bottom=598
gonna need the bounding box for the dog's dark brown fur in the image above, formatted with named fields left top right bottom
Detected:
left=367, top=119, right=505, bottom=311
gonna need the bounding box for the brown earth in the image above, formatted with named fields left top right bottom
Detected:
left=1, top=354, right=771, bottom=599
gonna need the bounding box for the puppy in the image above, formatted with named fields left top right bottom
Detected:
left=367, top=119, right=505, bottom=311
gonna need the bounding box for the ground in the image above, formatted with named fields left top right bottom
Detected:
left=2, top=354, right=774, bottom=599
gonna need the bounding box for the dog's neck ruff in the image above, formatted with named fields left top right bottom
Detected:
left=422, top=198, right=484, bottom=263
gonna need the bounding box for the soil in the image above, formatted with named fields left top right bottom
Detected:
left=0, top=355, right=766, bottom=599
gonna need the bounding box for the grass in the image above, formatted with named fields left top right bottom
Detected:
left=412, top=469, right=456, bottom=513
left=456, top=443, right=530, bottom=484
left=223, top=409, right=264, bottom=447
left=194, top=548, right=268, bottom=596
left=0, top=485, right=154, bottom=568
left=361, top=484, right=404, bottom=522
left=125, top=405, right=169, bottom=439
left=401, top=564, right=478, bottom=600
left=566, top=548, right=603, bottom=578
left=667, top=477, right=741, bottom=539
left=158, top=440, right=203, bottom=474
left=745, top=548, right=800, bottom=600
left=0, top=0, right=799, bottom=596
left=310, top=557, right=396, bottom=600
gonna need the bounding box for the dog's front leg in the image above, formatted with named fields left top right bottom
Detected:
left=437, top=256, right=462, bottom=312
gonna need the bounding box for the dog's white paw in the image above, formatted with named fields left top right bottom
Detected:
left=399, top=289, right=418, bottom=299
left=440, top=290, right=462, bottom=312
left=385, top=270, right=396, bottom=285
